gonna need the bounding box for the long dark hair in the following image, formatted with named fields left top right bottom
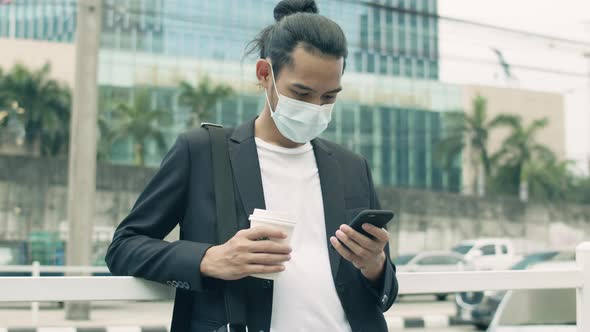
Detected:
left=245, top=0, right=348, bottom=78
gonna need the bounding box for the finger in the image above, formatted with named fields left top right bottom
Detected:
left=244, top=226, right=287, bottom=240
left=336, top=229, right=371, bottom=259
left=249, top=240, right=292, bottom=254
left=361, top=223, right=390, bottom=243
left=246, top=253, right=291, bottom=265
left=340, top=224, right=380, bottom=250
left=330, top=236, right=360, bottom=264
left=245, top=264, right=286, bottom=275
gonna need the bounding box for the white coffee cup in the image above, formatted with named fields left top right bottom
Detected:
left=248, top=209, right=296, bottom=280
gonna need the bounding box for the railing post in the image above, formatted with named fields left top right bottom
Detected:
left=577, top=242, right=590, bottom=332
left=31, top=261, right=40, bottom=325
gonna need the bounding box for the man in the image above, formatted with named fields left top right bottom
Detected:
left=106, top=1, right=398, bottom=331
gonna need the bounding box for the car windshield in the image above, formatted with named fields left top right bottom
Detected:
left=510, top=252, right=558, bottom=270
left=451, top=244, right=473, bottom=255
left=393, top=254, right=416, bottom=265
left=497, top=289, right=575, bottom=326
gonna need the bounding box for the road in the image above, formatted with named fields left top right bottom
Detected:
left=0, top=294, right=479, bottom=331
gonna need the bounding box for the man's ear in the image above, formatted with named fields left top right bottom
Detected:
left=256, top=59, right=272, bottom=89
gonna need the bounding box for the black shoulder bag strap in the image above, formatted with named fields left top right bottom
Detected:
left=202, top=123, right=248, bottom=332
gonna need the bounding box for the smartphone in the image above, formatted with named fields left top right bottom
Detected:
left=348, top=209, right=395, bottom=239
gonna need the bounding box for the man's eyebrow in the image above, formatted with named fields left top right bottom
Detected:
left=291, top=83, right=342, bottom=94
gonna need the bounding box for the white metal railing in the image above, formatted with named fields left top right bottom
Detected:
left=0, top=262, right=112, bottom=324
left=0, top=242, right=589, bottom=330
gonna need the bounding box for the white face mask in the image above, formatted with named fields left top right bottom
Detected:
left=264, top=63, right=334, bottom=144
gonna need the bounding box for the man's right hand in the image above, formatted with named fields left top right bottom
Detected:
left=200, top=226, right=292, bottom=280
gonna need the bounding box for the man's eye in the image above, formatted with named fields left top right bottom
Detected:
left=294, top=91, right=309, bottom=97
left=323, top=95, right=336, bottom=100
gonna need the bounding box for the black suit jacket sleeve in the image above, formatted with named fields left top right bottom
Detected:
left=359, top=158, right=399, bottom=312
left=105, top=134, right=215, bottom=292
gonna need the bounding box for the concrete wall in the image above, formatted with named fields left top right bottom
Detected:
left=1, top=155, right=588, bottom=255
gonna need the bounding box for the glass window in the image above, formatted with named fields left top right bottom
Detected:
left=398, top=14, right=406, bottom=53
left=404, top=58, right=413, bottom=77
left=120, top=31, right=133, bottom=50
left=361, top=144, right=373, bottom=166
left=221, top=108, right=239, bottom=127
left=342, top=107, right=356, bottom=137
left=380, top=55, right=388, bottom=75
left=242, top=96, right=259, bottom=121
left=360, top=14, right=368, bottom=49
left=360, top=106, right=373, bottom=134
left=417, top=59, right=425, bottom=78
left=385, top=11, right=393, bottom=53
left=372, top=8, right=381, bottom=50
left=367, top=53, right=375, bottom=73
left=481, top=245, right=496, bottom=256
left=396, top=109, right=409, bottom=186
left=381, top=108, right=392, bottom=185
left=354, top=51, right=363, bottom=72
left=411, top=22, right=419, bottom=54
left=452, top=244, right=473, bottom=255
left=422, top=31, right=430, bottom=57
left=430, top=60, right=439, bottom=79
left=501, top=245, right=509, bottom=254
left=430, top=113, right=443, bottom=190
left=393, top=57, right=401, bottom=76
left=414, top=111, right=427, bottom=187
left=0, top=7, right=7, bottom=37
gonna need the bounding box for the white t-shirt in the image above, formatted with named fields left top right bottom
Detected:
left=255, top=137, right=352, bottom=332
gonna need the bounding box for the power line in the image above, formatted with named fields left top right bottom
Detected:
left=358, top=0, right=590, bottom=49
left=2, top=1, right=589, bottom=79
left=6, top=0, right=590, bottom=48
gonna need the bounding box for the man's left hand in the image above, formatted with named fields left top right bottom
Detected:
left=330, top=223, right=389, bottom=283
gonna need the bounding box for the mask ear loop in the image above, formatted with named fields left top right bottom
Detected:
left=264, top=61, right=280, bottom=114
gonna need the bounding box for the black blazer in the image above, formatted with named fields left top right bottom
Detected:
left=106, top=119, right=398, bottom=332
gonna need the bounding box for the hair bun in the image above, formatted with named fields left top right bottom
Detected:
left=273, top=0, right=319, bottom=22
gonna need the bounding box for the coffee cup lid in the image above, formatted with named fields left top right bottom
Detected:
left=249, top=209, right=295, bottom=224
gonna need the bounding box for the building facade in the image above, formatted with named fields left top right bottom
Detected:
left=1, top=0, right=464, bottom=192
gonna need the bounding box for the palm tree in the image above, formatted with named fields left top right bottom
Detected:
left=0, top=68, right=7, bottom=128
left=490, top=116, right=552, bottom=201
left=178, top=76, right=233, bottom=128
left=435, top=95, right=513, bottom=196
left=108, top=89, right=171, bottom=166
left=0, top=63, right=71, bottom=156
left=96, top=112, right=113, bottom=162
left=526, top=156, right=573, bottom=201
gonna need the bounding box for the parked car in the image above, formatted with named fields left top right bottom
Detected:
left=452, top=238, right=522, bottom=271
left=0, top=240, right=29, bottom=277
left=488, top=267, right=576, bottom=332
left=395, top=251, right=474, bottom=301
left=456, top=253, right=575, bottom=330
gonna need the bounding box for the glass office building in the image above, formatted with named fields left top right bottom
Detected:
left=0, top=0, right=462, bottom=192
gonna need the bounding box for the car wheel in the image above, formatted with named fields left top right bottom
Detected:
left=459, top=291, right=485, bottom=305
left=474, top=323, right=488, bottom=331
left=436, top=294, right=447, bottom=301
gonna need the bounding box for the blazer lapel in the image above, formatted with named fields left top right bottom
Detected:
left=228, top=120, right=266, bottom=222
left=312, top=139, right=346, bottom=281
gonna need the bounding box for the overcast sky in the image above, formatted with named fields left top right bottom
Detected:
left=438, top=0, right=590, bottom=174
